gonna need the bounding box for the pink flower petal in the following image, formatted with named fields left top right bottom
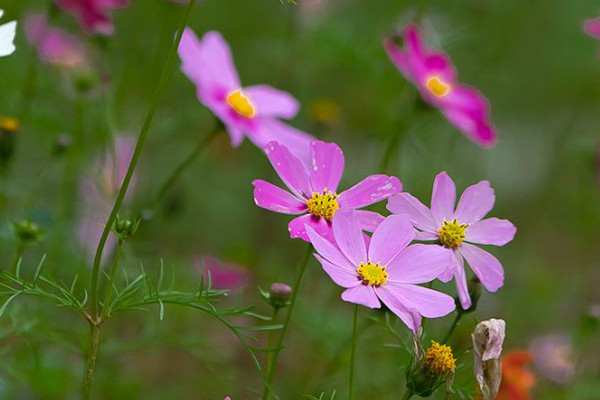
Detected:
left=341, top=285, right=380, bottom=309
left=305, top=224, right=354, bottom=270
left=584, top=16, right=600, bottom=40
left=264, top=141, right=312, bottom=199
left=467, top=217, right=516, bottom=246
left=252, top=180, right=307, bottom=215
left=309, top=140, right=345, bottom=193
left=431, top=171, right=456, bottom=223
left=224, top=121, right=245, bottom=147
left=375, top=285, right=422, bottom=332
left=387, top=193, right=438, bottom=233
left=454, top=180, right=495, bottom=224
left=383, top=282, right=455, bottom=318
left=368, top=215, right=414, bottom=265
left=332, top=209, right=368, bottom=266
left=314, top=254, right=360, bottom=288
left=249, top=120, right=313, bottom=168
left=415, top=231, right=439, bottom=241
left=337, top=175, right=402, bottom=209
left=355, top=210, right=384, bottom=232
left=289, top=214, right=331, bottom=242
left=459, top=243, right=504, bottom=292
left=243, top=85, right=299, bottom=119
left=197, top=30, right=240, bottom=92
left=387, top=244, right=452, bottom=284
left=453, top=251, right=471, bottom=309
left=383, top=37, right=415, bottom=81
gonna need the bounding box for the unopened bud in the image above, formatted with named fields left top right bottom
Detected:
left=406, top=340, right=456, bottom=397
left=12, top=220, right=43, bottom=245
left=74, top=70, right=99, bottom=94
left=260, top=283, right=292, bottom=310
left=112, top=215, right=140, bottom=245
left=52, top=134, right=73, bottom=156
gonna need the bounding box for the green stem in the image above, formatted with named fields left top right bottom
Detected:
left=100, top=243, right=123, bottom=321
left=262, top=307, right=280, bottom=385
left=261, top=243, right=312, bottom=400
left=82, top=322, right=100, bottom=400
left=12, top=243, right=25, bottom=273
left=148, top=125, right=220, bottom=213
left=401, top=389, right=414, bottom=400
left=89, top=0, right=197, bottom=321
left=442, top=310, right=463, bottom=344
left=348, top=304, right=359, bottom=400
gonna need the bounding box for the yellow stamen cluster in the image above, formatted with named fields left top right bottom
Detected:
left=0, top=117, right=20, bottom=133
left=425, top=341, right=456, bottom=375
left=425, top=76, right=451, bottom=98
left=306, top=189, right=339, bottom=220
left=437, top=218, right=468, bottom=248
left=226, top=89, right=256, bottom=118
left=356, top=261, right=388, bottom=287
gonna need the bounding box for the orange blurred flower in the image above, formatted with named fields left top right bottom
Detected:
left=496, top=351, right=536, bottom=400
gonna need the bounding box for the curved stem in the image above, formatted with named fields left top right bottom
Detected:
left=348, top=304, right=359, bottom=400
left=100, top=243, right=123, bottom=320
left=262, top=243, right=312, bottom=400
left=89, top=0, right=197, bottom=321
left=147, top=125, right=220, bottom=213
left=442, top=310, right=463, bottom=344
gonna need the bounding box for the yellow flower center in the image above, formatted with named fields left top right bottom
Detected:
left=425, top=75, right=451, bottom=98
left=0, top=117, right=20, bottom=133
left=226, top=89, right=256, bottom=118
left=425, top=341, right=456, bottom=375
left=437, top=218, right=468, bottom=248
left=356, top=261, right=388, bottom=286
left=306, top=189, right=339, bottom=220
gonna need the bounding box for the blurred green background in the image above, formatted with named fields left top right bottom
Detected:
left=0, top=0, right=599, bottom=399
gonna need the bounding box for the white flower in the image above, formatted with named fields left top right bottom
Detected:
left=0, top=9, right=17, bottom=57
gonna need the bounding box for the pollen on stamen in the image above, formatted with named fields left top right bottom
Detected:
left=356, top=261, right=388, bottom=286
left=226, top=89, right=256, bottom=118
left=425, top=75, right=451, bottom=98
left=306, top=188, right=339, bottom=220
left=437, top=218, right=468, bottom=248
left=425, top=341, right=456, bottom=375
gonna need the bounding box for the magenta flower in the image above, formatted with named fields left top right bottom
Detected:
left=584, top=15, right=600, bottom=40
left=253, top=140, right=401, bottom=242
left=25, top=13, right=86, bottom=68
left=306, top=209, right=455, bottom=332
left=387, top=171, right=516, bottom=309
left=384, top=24, right=497, bottom=148
left=178, top=28, right=313, bottom=161
left=56, top=0, right=130, bottom=35
left=195, top=256, right=249, bottom=291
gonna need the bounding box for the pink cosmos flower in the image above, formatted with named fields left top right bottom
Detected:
left=306, top=209, right=455, bottom=332
left=56, top=0, right=130, bottom=35
left=78, top=136, right=136, bottom=262
left=178, top=28, right=313, bottom=162
left=583, top=15, right=600, bottom=40
left=384, top=24, right=497, bottom=148
left=195, top=256, right=249, bottom=291
left=253, top=140, right=401, bottom=242
left=25, top=13, right=86, bottom=68
left=387, top=171, right=516, bottom=309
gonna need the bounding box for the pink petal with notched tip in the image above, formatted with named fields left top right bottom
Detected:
left=368, top=215, right=414, bottom=266
left=375, top=286, right=422, bottom=332
left=454, top=180, right=495, bottom=224
left=264, top=141, right=312, bottom=199
left=355, top=210, right=384, bottom=232
left=381, top=282, right=455, bottom=318
left=251, top=179, right=307, bottom=214
left=332, top=209, right=368, bottom=266
left=250, top=121, right=313, bottom=168
left=337, top=175, right=402, bottom=209
left=386, top=244, right=452, bottom=284
left=309, top=140, right=345, bottom=193
left=431, top=171, right=456, bottom=223
left=466, top=217, right=516, bottom=246
left=453, top=250, right=471, bottom=309
left=383, top=37, right=415, bottom=81
left=459, top=243, right=504, bottom=292
left=314, top=254, right=359, bottom=288
left=243, top=85, right=299, bottom=119
left=387, top=192, right=438, bottom=233
left=341, top=285, right=380, bottom=308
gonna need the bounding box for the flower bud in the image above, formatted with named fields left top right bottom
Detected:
left=260, top=283, right=292, bottom=310
left=112, top=216, right=140, bottom=245
left=12, top=220, right=43, bottom=245
left=472, top=319, right=505, bottom=400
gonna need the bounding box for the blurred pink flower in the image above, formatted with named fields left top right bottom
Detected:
left=178, top=28, right=313, bottom=162
left=529, top=334, right=575, bottom=385
left=584, top=15, right=600, bottom=40
left=25, top=13, right=86, bottom=68
left=56, top=0, right=130, bottom=35
left=384, top=24, right=497, bottom=148
left=306, top=210, right=455, bottom=332
left=387, top=171, right=516, bottom=309
left=253, top=140, right=401, bottom=242
left=78, top=136, right=136, bottom=261
left=195, top=256, right=249, bottom=291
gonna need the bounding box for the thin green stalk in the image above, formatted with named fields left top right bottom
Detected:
left=262, top=243, right=312, bottom=400
left=82, top=322, right=100, bottom=400
left=11, top=243, right=25, bottom=273
left=149, top=125, right=220, bottom=212
left=100, top=243, right=123, bottom=320
left=442, top=310, right=463, bottom=344
left=348, top=304, right=359, bottom=400
left=262, top=307, right=280, bottom=384
left=401, top=389, right=414, bottom=400
left=89, top=0, right=197, bottom=321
